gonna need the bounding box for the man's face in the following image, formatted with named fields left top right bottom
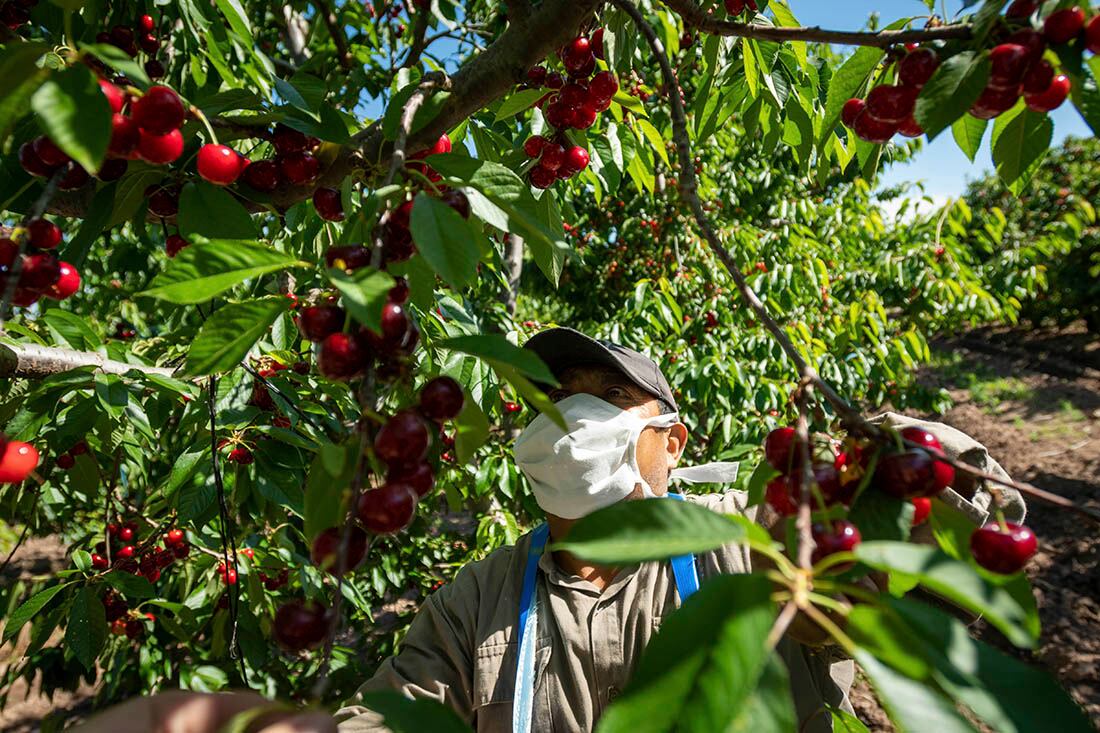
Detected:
left=547, top=364, right=688, bottom=499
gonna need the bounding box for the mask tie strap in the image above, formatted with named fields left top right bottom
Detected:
left=669, top=462, right=740, bottom=484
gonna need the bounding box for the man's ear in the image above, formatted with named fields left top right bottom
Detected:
left=666, top=423, right=688, bottom=469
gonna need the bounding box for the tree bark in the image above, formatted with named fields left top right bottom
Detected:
left=0, top=342, right=177, bottom=380
left=500, top=234, right=524, bottom=316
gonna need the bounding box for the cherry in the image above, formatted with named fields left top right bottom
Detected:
left=139, top=33, right=159, bottom=54
left=118, top=525, right=135, bottom=542
left=591, top=27, right=605, bottom=59
left=853, top=110, right=898, bottom=143
left=33, top=136, right=70, bottom=167
left=565, top=146, right=589, bottom=172
left=529, top=165, right=556, bottom=189
left=325, top=245, right=372, bottom=271
left=1043, top=6, right=1085, bottom=44
left=873, top=446, right=952, bottom=499
left=44, top=262, right=80, bottom=300
left=419, top=376, right=464, bottom=421
left=217, top=562, right=238, bottom=584
left=725, top=0, right=745, bottom=14
left=58, top=163, right=90, bottom=191
left=98, top=79, right=125, bottom=114
left=540, top=143, right=566, bottom=171
left=764, top=475, right=798, bottom=516
left=911, top=497, right=932, bottom=527
left=165, top=234, right=189, bottom=258
left=810, top=520, right=861, bottom=569
left=865, top=85, right=917, bottom=124
left=388, top=461, right=435, bottom=497
left=272, top=124, right=309, bottom=155
left=91, top=553, right=109, bottom=570
left=56, top=453, right=75, bottom=469
left=98, top=158, right=128, bottom=181
left=570, top=104, right=598, bottom=130
left=1024, top=74, right=1070, bottom=112
left=545, top=72, right=565, bottom=89
left=1022, top=59, right=1055, bottom=95
left=227, top=447, right=253, bottom=464
left=311, top=526, right=369, bottom=575
left=197, top=144, right=242, bottom=185
left=504, top=401, right=522, bottom=413
left=426, top=133, right=452, bottom=156
left=241, top=160, right=282, bottom=192
left=26, top=218, right=61, bottom=249
left=297, top=305, right=345, bottom=342
left=527, top=66, right=547, bottom=85
left=313, top=187, right=344, bottom=221
left=357, top=481, right=419, bottom=534
left=18, top=253, right=61, bottom=290
left=442, top=189, right=470, bottom=219
left=132, top=86, right=185, bottom=135
left=764, top=427, right=799, bottom=472
left=1006, top=28, right=1046, bottom=65
left=1005, top=0, right=1038, bottom=19
left=524, top=135, right=547, bottom=158
left=19, top=142, right=55, bottom=177
left=970, top=522, right=1037, bottom=574
left=589, top=71, right=619, bottom=103
left=388, top=277, right=410, bottom=305
left=318, top=332, right=367, bottom=380
left=116, top=545, right=136, bottom=559
left=138, top=13, right=156, bottom=32
left=111, top=617, right=128, bottom=636
left=989, top=43, right=1031, bottom=86
left=544, top=100, right=573, bottom=130
left=376, top=302, right=411, bottom=347
left=898, top=48, right=939, bottom=88
left=970, top=85, right=1019, bottom=119
left=898, top=116, right=924, bottom=138
left=841, top=98, right=866, bottom=128
left=374, top=410, right=430, bottom=466
left=274, top=600, right=330, bottom=651
left=280, top=151, right=320, bottom=184
left=145, top=59, right=166, bottom=80
left=559, top=82, right=587, bottom=107
left=137, top=128, right=184, bottom=164
left=1087, top=15, right=1100, bottom=54
left=173, top=542, right=191, bottom=559
left=147, top=186, right=180, bottom=217
left=165, top=528, right=185, bottom=545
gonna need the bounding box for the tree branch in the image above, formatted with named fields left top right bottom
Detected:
left=315, top=0, right=351, bottom=70
left=0, top=341, right=176, bottom=379
left=661, top=0, right=972, bottom=47
left=398, top=4, right=433, bottom=72
left=504, top=0, right=533, bottom=24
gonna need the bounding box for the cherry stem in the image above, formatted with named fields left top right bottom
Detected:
left=811, top=550, right=858, bottom=576
left=191, top=107, right=219, bottom=146
left=764, top=599, right=800, bottom=651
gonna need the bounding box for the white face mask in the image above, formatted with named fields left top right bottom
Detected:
left=513, top=393, right=740, bottom=520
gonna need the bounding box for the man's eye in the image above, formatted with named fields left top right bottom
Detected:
left=606, top=387, right=627, bottom=400
left=549, top=390, right=568, bottom=402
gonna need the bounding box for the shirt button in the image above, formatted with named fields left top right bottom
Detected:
left=607, top=686, right=620, bottom=701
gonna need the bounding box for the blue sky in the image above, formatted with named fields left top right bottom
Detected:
left=789, top=0, right=1091, bottom=200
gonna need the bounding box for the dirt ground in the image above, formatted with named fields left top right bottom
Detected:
left=2, top=324, right=1098, bottom=731
left=851, top=322, right=1100, bottom=730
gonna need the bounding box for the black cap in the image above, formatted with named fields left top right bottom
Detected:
left=522, top=327, right=678, bottom=413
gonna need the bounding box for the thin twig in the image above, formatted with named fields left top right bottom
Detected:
left=764, top=599, right=800, bottom=650
left=794, top=377, right=815, bottom=570
left=661, top=0, right=972, bottom=47
left=0, top=516, right=34, bottom=578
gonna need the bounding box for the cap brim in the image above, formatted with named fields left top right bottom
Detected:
left=523, top=327, right=643, bottom=394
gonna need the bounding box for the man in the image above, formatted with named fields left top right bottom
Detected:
left=75, top=328, right=1023, bottom=733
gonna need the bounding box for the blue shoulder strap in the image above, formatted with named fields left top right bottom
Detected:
left=514, top=523, right=550, bottom=733
left=667, top=493, right=700, bottom=603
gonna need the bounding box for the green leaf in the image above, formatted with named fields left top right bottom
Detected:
left=215, top=0, right=252, bottom=40
left=856, top=651, right=977, bottom=733
left=355, top=691, right=470, bottom=733
left=138, top=239, right=305, bottom=304
left=494, top=88, right=546, bottom=121
left=847, top=489, right=913, bottom=542
left=596, top=575, right=775, bottom=733
left=178, top=181, right=258, bottom=241
left=914, top=52, right=991, bottom=140
left=991, top=106, right=1052, bottom=194
left=327, top=268, right=394, bottom=334
left=492, top=362, right=565, bottom=429
left=552, top=497, right=747, bottom=564
left=80, top=43, right=151, bottom=87
left=0, top=42, right=49, bottom=146
left=43, top=309, right=101, bottom=351
left=951, top=114, right=987, bottom=163
left=454, top=391, right=489, bottom=464
left=2, top=582, right=71, bottom=643
left=102, top=571, right=155, bottom=599
left=409, top=193, right=480, bottom=288
left=164, top=450, right=205, bottom=497
left=848, top=604, right=935, bottom=681
left=304, top=441, right=358, bottom=542
left=729, top=652, right=796, bottom=733
left=182, top=298, right=287, bottom=376
left=832, top=709, right=872, bottom=732
left=177, top=479, right=216, bottom=522
left=855, top=541, right=1036, bottom=647
left=819, top=46, right=885, bottom=145
left=66, top=586, right=107, bottom=670
left=31, top=64, right=112, bottom=173
left=437, top=334, right=557, bottom=385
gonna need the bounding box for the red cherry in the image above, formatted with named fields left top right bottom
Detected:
left=911, top=497, right=932, bottom=527
left=589, top=71, right=619, bottom=103
left=98, top=79, right=125, bottom=114
left=545, top=72, right=564, bottom=89
left=33, top=136, right=70, bottom=167
left=173, top=542, right=191, bottom=559
left=1024, top=74, right=1070, bottom=112
left=523, top=135, right=547, bottom=158
left=565, top=146, right=589, bottom=172
left=724, top=0, right=745, bottom=15
left=1022, top=59, right=1055, bottom=95
left=145, top=59, right=166, bottom=80
left=227, top=447, right=253, bottom=465
left=26, top=218, right=62, bottom=250
left=280, top=151, right=320, bottom=184
left=591, top=27, right=605, bottom=59
left=116, top=545, right=136, bottom=559
left=427, top=133, right=451, bottom=156
left=853, top=110, right=898, bottom=143
left=388, top=461, right=435, bottom=497
left=138, top=13, right=156, bottom=32
left=989, top=44, right=1031, bottom=86
left=165, top=234, right=189, bottom=258
left=111, top=618, right=128, bottom=636
left=56, top=453, right=75, bottom=469
left=375, top=410, right=430, bottom=466
left=97, top=158, right=128, bottom=181
left=69, top=441, right=88, bottom=456
left=357, top=482, right=419, bottom=534
left=526, top=66, right=547, bottom=85
left=898, top=116, right=924, bottom=138
left=272, top=124, right=308, bottom=155
left=570, top=104, right=598, bottom=129
left=764, top=427, right=799, bottom=472
left=147, top=186, right=180, bottom=217
left=970, top=522, right=1037, bottom=574
left=810, top=520, right=861, bottom=569
left=540, top=143, right=566, bottom=171
left=165, top=528, right=185, bottom=545
left=544, top=100, right=573, bottom=129
left=865, top=84, right=917, bottom=124
left=311, top=526, right=369, bottom=574
left=57, top=163, right=90, bottom=191
left=559, top=82, right=588, bottom=107
left=376, top=302, right=411, bottom=347
left=132, top=85, right=185, bottom=135
left=297, top=305, right=345, bottom=342
left=137, top=128, right=184, bottom=164
left=898, top=48, right=939, bottom=89
left=313, top=187, right=344, bottom=221
left=764, top=475, right=798, bottom=516
left=324, top=245, right=372, bottom=271
left=91, top=553, right=109, bottom=570
left=318, top=332, right=367, bottom=380
left=44, top=262, right=80, bottom=300
left=197, top=144, right=242, bottom=185
left=1087, top=15, right=1100, bottom=54
left=386, top=278, right=410, bottom=306
left=139, top=33, right=159, bottom=55
left=841, top=98, right=866, bottom=128
left=19, top=142, right=55, bottom=177
left=970, top=84, right=1020, bottom=119
left=529, top=165, right=556, bottom=189
left=442, top=189, right=470, bottom=219
left=1043, top=6, right=1085, bottom=44
left=273, top=600, right=330, bottom=651
left=1005, top=0, right=1038, bottom=19
left=241, top=160, right=282, bottom=192
left=419, top=376, right=464, bottom=421
left=1006, top=28, right=1046, bottom=65
left=873, top=447, right=953, bottom=499
left=18, top=253, right=61, bottom=290
left=504, top=401, right=522, bottom=413
left=118, top=525, right=134, bottom=542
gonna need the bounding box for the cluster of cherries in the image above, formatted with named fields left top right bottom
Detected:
left=844, top=2, right=1099, bottom=144
left=762, top=424, right=1038, bottom=574
left=722, top=0, right=759, bottom=15
left=93, top=13, right=167, bottom=80
left=0, top=219, right=80, bottom=307
left=521, top=29, right=618, bottom=189
left=90, top=522, right=191, bottom=586
left=53, top=439, right=88, bottom=470
left=0, top=433, right=38, bottom=484
left=104, top=590, right=156, bottom=640
left=272, top=375, right=465, bottom=652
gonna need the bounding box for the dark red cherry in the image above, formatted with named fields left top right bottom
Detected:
left=970, top=522, right=1037, bottom=574
left=357, top=481, right=418, bottom=534
left=374, top=410, right=430, bottom=466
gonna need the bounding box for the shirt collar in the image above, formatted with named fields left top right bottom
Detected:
left=537, top=540, right=642, bottom=599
